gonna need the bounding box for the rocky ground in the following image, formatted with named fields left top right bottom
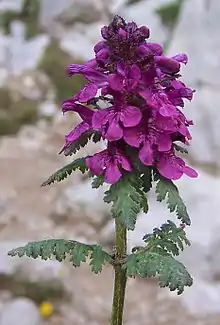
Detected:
left=1, top=0, right=220, bottom=324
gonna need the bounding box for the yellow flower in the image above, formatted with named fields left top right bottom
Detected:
left=39, top=301, right=54, bottom=318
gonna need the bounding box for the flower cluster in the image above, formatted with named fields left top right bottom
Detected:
left=61, top=15, right=198, bottom=184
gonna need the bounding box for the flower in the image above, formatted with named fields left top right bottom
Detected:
left=86, top=143, right=132, bottom=184
left=60, top=15, right=197, bottom=183
left=39, top=301, right=54, bottom=318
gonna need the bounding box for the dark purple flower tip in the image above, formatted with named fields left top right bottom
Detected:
left=110, top=15, right=126, bottom=30
left=94, top=41, right=105, bottom=53
left=138, top=26, right=150, bottom=39
left=155, top=56, right=181, bottom=74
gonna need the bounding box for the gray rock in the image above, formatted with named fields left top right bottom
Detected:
left=0, top=0, right=23, bottom=13
left=0, top=298, right=41, bottom=325
left=60, top=22, right=104, bottom=60
left=0, top=21, right=50, bottom=78
left=39, top=0, right=102, bottom=31
left=167, top=0, right=220, bottom=168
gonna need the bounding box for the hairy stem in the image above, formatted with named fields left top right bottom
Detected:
left=111, top=219, right=127, bottom=325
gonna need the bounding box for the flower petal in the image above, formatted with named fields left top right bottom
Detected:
left=108, top=74, right=124, bottom=91
left=120, top=106, right=142, bottom=127
left=155, top=56, right=180, bottom=74
left=86, top=151, right=108, bottom=175
left=184, top=165, right=198, bottom=178
left=59, top=122, right=90, bottom=153
left=123, top=127, right=142, bottom=147
left=157, top=134, right=172, bottom=152
left=139, top=140, right=154, bottom=165
left=78, top=83, right=98, bottom=102
left=104, top=161, right=122, bottom=184
left=92, top=109, right=110, bottom=129
left=105, top=117, right=123, bottom=141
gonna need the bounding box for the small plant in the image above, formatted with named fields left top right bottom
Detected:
left=8, top=16, right=197, bottom=324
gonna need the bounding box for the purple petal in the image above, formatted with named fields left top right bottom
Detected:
left=117, top=153, right=132, bottom=172
left=78, top=83, right=98, bottom=102
left=62, top=99, right=77, bottom=113
left=159, top=104, right=178, bottom=117
left=184, top=165, right=198, bottom=178
left=96, top=48, right=109, bottom=64
left=108, top=74, right=124, bottom=91
left=67, top=64, right=85, bottom=77
left=104, top=161, right=122, bottom=184
left=92, top=109, right=110, bottom=129
left=157, top=155, right=184, bottom=180
left=139, top=89, right=156, bottom=107
left=123, top=127, right=143, bottom=147
left=60, top=122, right=90, bottom=153
left=155, top=56, right=180, bottom=74
left=130, top=64, right=141, bottom=80
left=120, top=106, right=142, bottom=127
left=157, top=134, right=172, bottom=152
left=138, top=26, right=150, bottom=39
left=105, top=117, right=123, bottom=141
left=94, top=41, right=105, bottom=53
left=147, top=42, right=163, bottom=55
left=73, top=104, right=93, bottom=124
left=139, top=140, right=154, bottom=166
left=86, top=151, right=107, bottom=175
left=172, top=53, right=188, bottom=65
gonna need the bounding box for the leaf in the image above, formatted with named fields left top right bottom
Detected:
left=125, top=251, right=193, bottom=294
left=41, top=158, right=87, bottom=186
left=140, top=166, right=153, bottom=193
left=154, top=173, right=191, bottom=225
left=104, top=173, right=148, bottom=230
left=143, top=220, right=191, bottom=256
left=8, top=240, right=111, bottom=274
left=90, top=245, right=112, bottom=273
left=174, top=143, right=188, bottom=154
left=63, top=131, right=102, bottom=156
left=91, top=175, right=105, bottom=188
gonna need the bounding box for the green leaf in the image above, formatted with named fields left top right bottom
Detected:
left=125, top=251, right=193, bottom=294
left=8, top=239, right=111, bottom=274
left=104, top=173, right=148, bottom=230
left=143, top=220, right=191, bottom=256
left=174, top=143, right=188, bottom=154
left=154, top=173, right=191, bottom=225
left=41, top=158, right=87, bottom=186
left=91, top=175, right=105, bottom=188
left=63, top=131, right=101, bottom=156
left=140, top=166, right=153, bottom=193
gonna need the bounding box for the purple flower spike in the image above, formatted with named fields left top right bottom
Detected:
left=60, top=15, right=197, bottom=183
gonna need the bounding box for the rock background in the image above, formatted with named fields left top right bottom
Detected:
left=0, top=0, right=220, bottom=324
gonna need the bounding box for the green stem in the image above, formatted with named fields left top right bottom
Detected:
left=111, top=219, right=127, bottom=325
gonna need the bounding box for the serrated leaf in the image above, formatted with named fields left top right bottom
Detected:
left=125, top=251, right=193, bottom=294
left=104, top=173, right=148, bottom=230
left=41, top=158, right=87, bottom=186
left=91, top=175, right=105, bottom=188
left=90, top=245, right=111, bottom=273
left=155, top=174, right=190, bottom=225
left=142, top=220, right=191, bottom=256
left=174, top=143, right=188, bottom=154
left=140, top=166, right=153, bottom=193
left=8, top=240, right=111, bottom=274
left=64, top=131, right=102, bottom=156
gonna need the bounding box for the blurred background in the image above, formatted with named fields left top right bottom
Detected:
left=0, top=0, right=220, bottom=324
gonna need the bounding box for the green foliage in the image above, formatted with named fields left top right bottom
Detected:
left=63, top=131, right=101, bottom=156
left=154, top=172, right=191, bottom=225
left=8, top=239, right=112, bottom=274
left=0, top=0, right=41, bottom=39
left=140, top=166, right=153, bottom=193
left=174, top=143, right=188, bottom=154
left=125, top=251, right=192, bottom=294
left=143, top=220, right=191, bottom=256
left=104, top=173, right=148, bottom=230
left=41, top=158, right=87, bottom=186
left=91, top=175, right=105, bottom=188
left=38, top=41, right=86, bottom=103
left=156, top=0, right=183, bottom=29
left=0, top=88, right=39, bottom=136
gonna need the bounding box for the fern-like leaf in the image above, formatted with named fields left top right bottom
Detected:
left=91, top=175, right=105, bottom=188
left=104, top=173, right=148, bottom=230
left=125, top=251, right=193, bottom=294
left=143, top=220, right=191, bottom=256
left=174, top=143, right=188, bottom=154
left=41, top=158, right=87, bottom=186
left=63, top=131, right=101, bottom=156
left=8, top=240, right=111, bottom=274
left=154, top=173, right=190, bottom=225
